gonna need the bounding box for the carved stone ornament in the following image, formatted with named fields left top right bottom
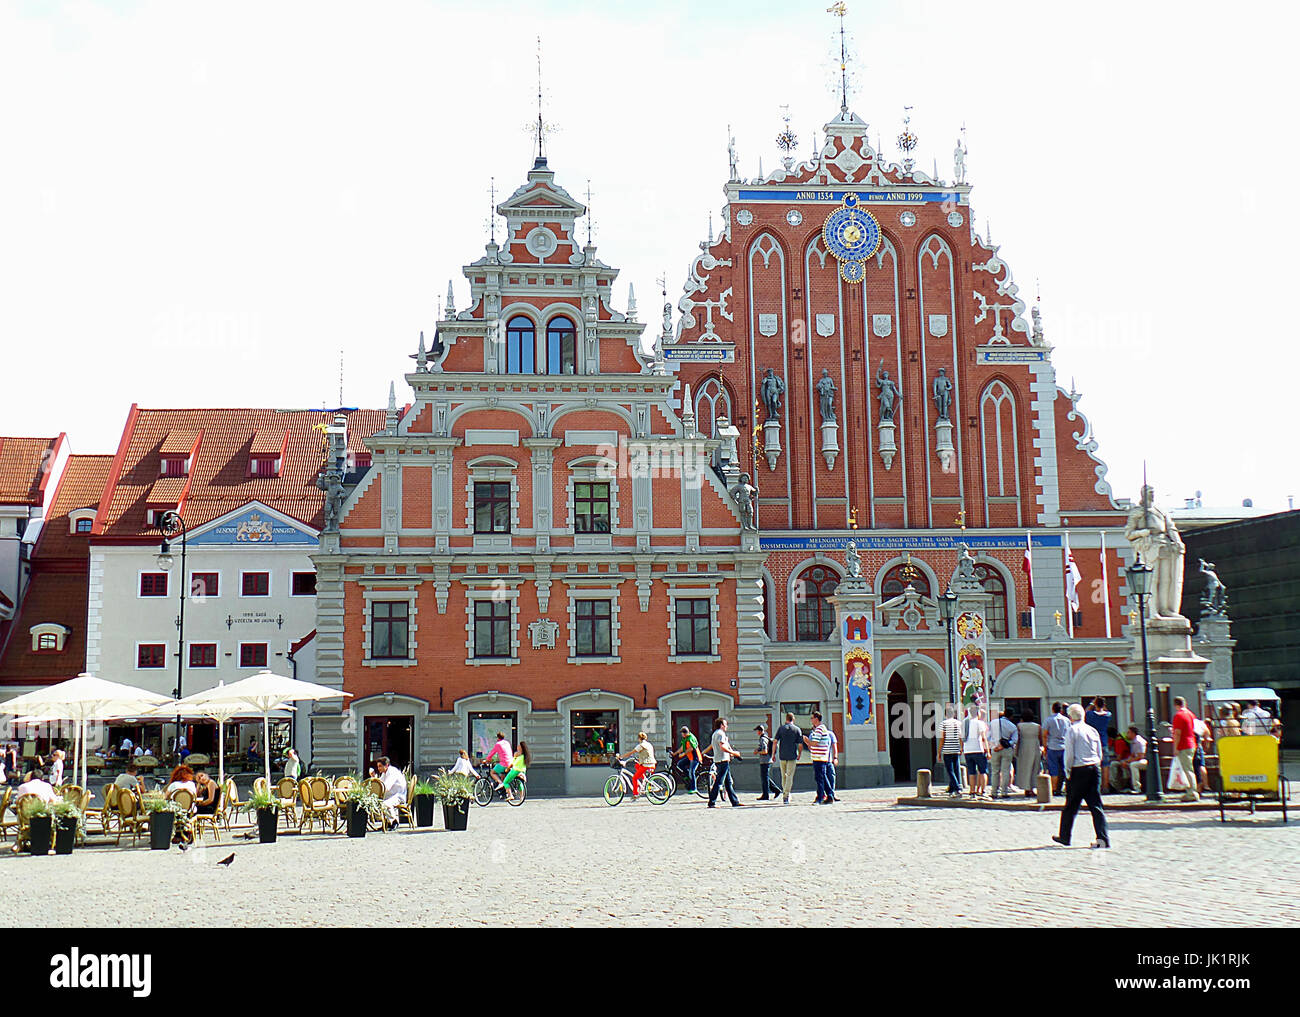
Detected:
left=872, top=314, right=892, bottom=338
left=816, top=314, right=835, bottom=337
left=758, top=313, right=779, bottom=337
left=736, top=209, right=753, bottom=226
left=928, top=314, right=949, bottom=338
left=528, top=618, right=560, bottom=650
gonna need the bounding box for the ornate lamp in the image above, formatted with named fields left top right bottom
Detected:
left=938, top=587, right=959, bottom=705
left=1125, top=556, right=1162, bottom=800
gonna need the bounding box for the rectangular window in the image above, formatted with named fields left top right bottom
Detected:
left=139, top=573, right=168, bottom=597
left=782, top=701, right=822, bottom=763
left=250, top=457, right=278, bottom=477
left=473, top=600, right=512, bottom=658
left=241, top=572, right=270, bottom=597
left=473, top=482, right=511, bottom=534
left=75, top=518, right=93, bottom=533
left=190, top=572, right=219, bottom=598
left=573, top=481, right=611, bottom=534
left=160, top=457, right=187, bottom=477
left=574, top=599, right=612, bottom=657
left=370, top=601, right=409, bottom=660
left=674, top=598, right=712, bottom=656
left=468, top=712, right=518, bottom=759
left=137, top=644, right=166, bottom=668
left=291, top=572, right=317, bottom=596
left=239, top=643, right=268, bottom=668
left=570, top=709, right=618, bottom=766
left=189, top=643, right=218, bottom=668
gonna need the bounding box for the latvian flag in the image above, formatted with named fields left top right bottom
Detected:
left=1022, top=531, right=1036, bottom=637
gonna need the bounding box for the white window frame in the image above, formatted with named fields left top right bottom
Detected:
left=135, top=641, right=168, bottom=670
left=137, top=570, right=170, bottom=599
left=567, top=456, right=618, bottom=551
left=30, top=623, right=70, bottom=653
left=239, top=569, right=272, bottom=598
left=237, top=641, right=270, bottom=670
left=466, top=457, right=520, bottom=551
left=68, top=509, right=95, bottom=534
left=290, top=571, right=317, bottom=597
left=463, top=580, right=522, bottom=666
left=565, top=582, right=623, bottom=665
left=361, top=585, right=419, bottom=668
left=666, top=584, right=722, bottom=663
left=186, top=640, right=220, bottom=669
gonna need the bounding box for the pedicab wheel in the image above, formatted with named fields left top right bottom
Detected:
left=472, top=777, right=495, bottom=807
left=644, top=773, right=673, bottom=805
left=603, top=775, right=625, bottom=806
left=506, top=780, right=527, bottom=806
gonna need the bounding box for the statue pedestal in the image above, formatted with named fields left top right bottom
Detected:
left=877, top=420, right=897, bottom=471
left=762, top=419, right=782, bottom=472
left=1134, top=615, right=1195, bottom=660
left=821, top=421, right=839, bottom=471
left=934, top=419, right=955, bottom=472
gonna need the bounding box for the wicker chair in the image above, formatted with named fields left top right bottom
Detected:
left=274, top=777, right=298, bottom=828
left=114, top=791, right=149, bottom=847
left=394, top=774, right=416, bottom=831
left=86, top=783, right=116, bottom=836
left=297, top=778, right=337, bottom=835
left=364, top=777, right=389, bottom=831
left=12, top=793, right=45, bottom=853
left=222, top=779, right=248, bottom=829
left=0, top=789, right=14, bottom=842
left=192, top=786, right=223, bottom=844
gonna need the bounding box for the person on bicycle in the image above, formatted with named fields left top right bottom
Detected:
left=619, top=732, right=656, bottom=798
left=484, top=731, right=514, bottom=790
left=672, top=726, right=702, bottom=792
left=498, top=741, right=530, bottom=796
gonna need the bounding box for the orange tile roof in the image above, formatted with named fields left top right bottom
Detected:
left=0, top=436, right=62, bottom=506
left=96, top=408, right=385, bottom=538
left=144, top=476, right=191, bottom=505
left=0, top=455, right=113, bottom=686
left=249, top=429, right=289, bottom=456
left=159, top=430, right=202, bottom=455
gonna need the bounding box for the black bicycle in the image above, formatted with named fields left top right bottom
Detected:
left=471, top=760, right=527, bottom=807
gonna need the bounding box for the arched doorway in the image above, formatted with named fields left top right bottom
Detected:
left=887, top=674, right=910, bottom=782
left=884, top=658, right=944, bottom=783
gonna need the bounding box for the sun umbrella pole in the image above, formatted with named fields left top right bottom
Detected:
left=217, top=717, right=225, bottom=793
left=263, top=711, right=271, bottom=787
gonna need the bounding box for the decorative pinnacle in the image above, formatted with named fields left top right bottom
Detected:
left=445, top=280, right=455, bottom=317
left=627, top=283, right=637, bottom=320
left=828, top=2, right=849, bottom=113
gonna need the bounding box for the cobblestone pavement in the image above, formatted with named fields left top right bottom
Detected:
left=4, top=787, right=1296, bottom=927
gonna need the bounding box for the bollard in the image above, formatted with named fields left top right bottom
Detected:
left=916, top=769, right=932, bottom=799
left=1036, top=772, right=1051, bottom=804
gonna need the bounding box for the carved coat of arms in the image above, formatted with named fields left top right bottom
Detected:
left=235, top=514, right=273, bottom=542
left=872, top=314, right=892, bottom=338
left=528, top=618, right=560, bottom=650
left=816, top=314, right=835, bottom=337
left=758, top=313, right=779, bottom=337
left=928, top=314, right=949, bottom=338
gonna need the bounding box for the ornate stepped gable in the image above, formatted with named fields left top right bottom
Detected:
left=668, top=107, right=1121, bottom=534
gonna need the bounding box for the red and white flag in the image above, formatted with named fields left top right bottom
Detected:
left=1099, top=531, right=1113, bottom=638
left=1064, top=533, right=1082, bottom=636
left=1022, top=531, right=1036, bottom=638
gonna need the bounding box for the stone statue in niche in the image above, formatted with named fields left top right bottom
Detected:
left=816, top=369, right=837, bottom=423
left=1197, top=558, right=1227, bottom=617
left=932, top=368, right=954, bottom=421
left=1124, top=484, right=1187, bottom=621
left=875, top=361, right=900, bottom=422
left=760, top=368, right=786, bottom=421
left=729, top=473, right=759, bottom=531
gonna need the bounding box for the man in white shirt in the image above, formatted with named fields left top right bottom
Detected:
left=1053, top=704, right=1109, bottom=848
left=132, top=744, right=144, bottom=757
left=375, top=756, right=407, bottom=826
left=16, top=769, right=58, bottom=803
left=119, top=737, right=133, bottom=758
left=706, top=719, right=743, bottom=808
left=1240, top=700, right=1271, bottom=736
left=962, top=707, right=990, bottom=797
left=1122, top=726, right=1148, bottom=794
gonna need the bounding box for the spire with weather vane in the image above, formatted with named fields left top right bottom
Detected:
left=828, top=2, right=849, bottom=113
left=897, top=106, right=918, bottom=175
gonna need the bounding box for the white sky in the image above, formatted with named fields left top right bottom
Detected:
left=3, top=0, right=1296, bottom=513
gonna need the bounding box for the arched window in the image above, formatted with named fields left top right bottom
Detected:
left=794, top=565, right=839, bottom=641
left=505, top=316, right=535, bottom=374
left=973, top=563, right=1009, bottom=639
left=545, top=316, right=577, bottom=375
left=694, top=377, right=731, bottom=437
left=880, top=562, right=932, bottom=602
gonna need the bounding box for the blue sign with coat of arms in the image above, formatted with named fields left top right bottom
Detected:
left=189, top=508, right=317, bottom=546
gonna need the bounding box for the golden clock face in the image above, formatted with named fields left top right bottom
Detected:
left=842, top=222, right=863, bottom=246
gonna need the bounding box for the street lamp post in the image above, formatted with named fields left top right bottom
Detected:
left=938, top=587, right=959, bottom=706
left=1126, top=555, right=1163, bottom=801
left=156, top=510, right=188, bottom=761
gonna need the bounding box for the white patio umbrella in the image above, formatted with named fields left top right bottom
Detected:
left=156, top=672, right=349, bottom=786
left=0, top=673, right=174, bottom=789
left=145, top=684, right=296, bottom=792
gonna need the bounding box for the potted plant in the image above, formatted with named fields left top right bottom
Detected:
left=26, top=800, right=54, bottom=855
left=143, top=799, right=184, bottom=850
left=343, top=782, right=382, bottom=838
left=412, top=778, right=437, bottom=828
left=52, top=800, right=81, bottom=855
left=431, top=769, right=474, bottom=831
left=248, top=787, right=279, bottom=844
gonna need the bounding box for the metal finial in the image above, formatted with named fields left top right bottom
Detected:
left=489, top=177, right=496, bottom=244
left=828, top=2, right=849, bottom=113
left=585, top=179, right=593, bottom=246
left=536, top=37, right=545, bottom=161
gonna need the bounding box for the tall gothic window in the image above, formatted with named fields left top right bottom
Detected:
left=794, top=565, right=839, bottom=641
left=973, top=563, right=1009, bottom=639
left=506, top=316, right=535, bottom=374
left=694, top=377, right=731, bottom=438
left=545, top=316, right=577, bottom=375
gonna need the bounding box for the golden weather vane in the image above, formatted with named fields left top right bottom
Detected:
left=827, top=2, right=849, bottom=113
left=955, top=508, right=966, bottom=531
left=849, top=506, right=859, bottom=530
left=751, top=399, right=765, bottom=465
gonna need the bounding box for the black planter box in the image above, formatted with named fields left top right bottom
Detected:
left=257, top=808, right=279, bottom=844
left=28, top=814, right=52, bottom=855
left=414, top=795, right=436, bottom=828
left=346, top=801, right=367, bottom=838
left=149, top=811, right=174, bottom=850
left=442, top=800, right=469, bottom=831
left=54, top=820, right=77, bottom=855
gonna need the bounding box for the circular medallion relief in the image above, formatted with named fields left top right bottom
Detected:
left=947, top=210, right=964, bottom=228
left=525, top=227, right=558, bottom=257
left=899, top=210, right=917, bottom=227
left=736, top=209, right=754, bottom=226
left=786, top=209, right=804, bottom=226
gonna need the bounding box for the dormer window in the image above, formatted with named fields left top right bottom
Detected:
left=30, top=623, right=70, bottom=653
left=249, top=455, right=280, bottom=478
left=249, top=429, right=288, bottom=477
left=68, top=508, right=96, bottom=534
left=161, top=456, right=189, bottom=478
left=75, top=518, right=92, bottom=533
